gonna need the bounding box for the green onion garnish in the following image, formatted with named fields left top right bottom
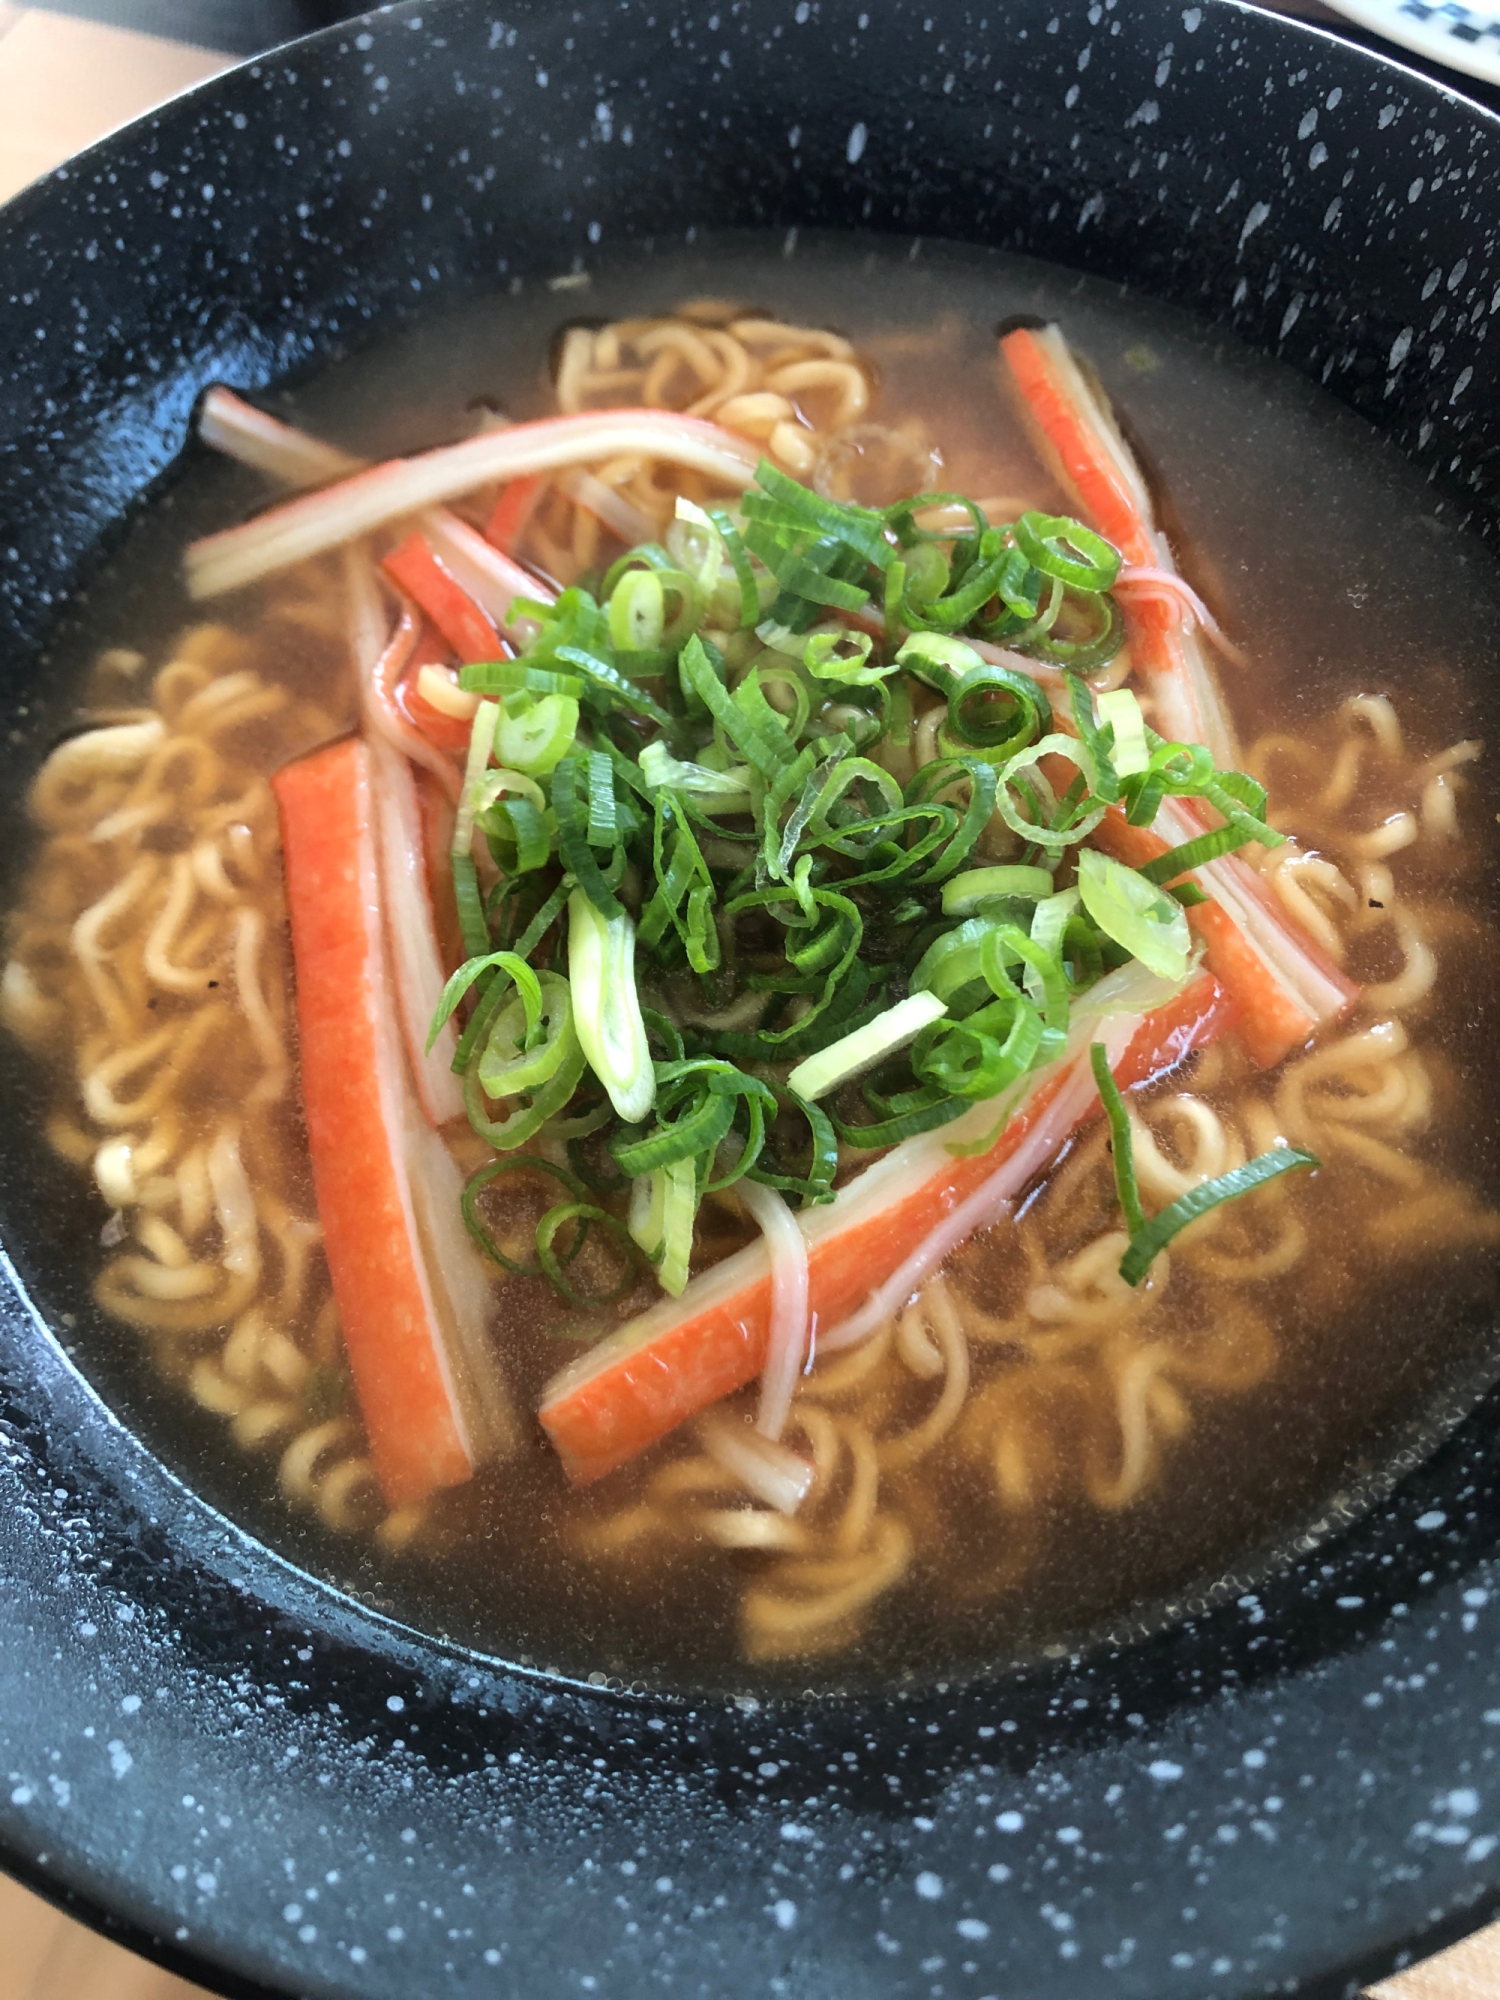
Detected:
left=1076, top=848, right=1191, bottom=982
left=1118, top=1147, right=1319, bottom=1286
left=420, top=458, right=1271, bottom=1305
left=786, top=990, right=949, bottom=1101
left=1090, top=1042, right=1145, bottom=1239
left=566, top=891, right=655, bottom=1124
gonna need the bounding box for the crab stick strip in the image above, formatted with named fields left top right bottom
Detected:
left=382, top=531, right=504, bottom=665
left=346, top=555, right=463, bottom=802
left=419, top=508, right=552, bottom=634
left=369, top=735, right=466, bottom=1127
left=539, top=970, right=1236, bottom=1484
left=399, top=619, right=480, bottom=754
left=274, top=736, right=513, bottom=1505
left=1005, top=326, right=1359, bottom=1060
left=1093, top=800, right=1359, bottom=1068
left=486, top=472, right=547, bottom=553
left=342, top=570, right=466, bottom=1118
left=198, top=388, right=554, bottom=635
left=186, top=407, right=759, bottom=600
left=198, top=385, right=363, bottom=488
left=999, top=323, right=1237, bottom=765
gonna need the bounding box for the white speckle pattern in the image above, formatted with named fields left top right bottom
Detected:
left=1238, top=200, right=1271, bottom=254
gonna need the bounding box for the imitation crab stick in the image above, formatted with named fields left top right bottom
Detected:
left=486, top=472, right=547, bottom=553
left=369, top=735, right=466, bottom=1127
left=347, top=560, right=463, bottom=801
left=419, top=508, right=553, bottom=635
left=1093, top=799, right=1359, bottom=1068
left=395, top=620, right=478, bottom=756
left=185, top=407, right=760, bottom=600
left=539, top=969, right=1236, bottom=1484
left=274, top=735, right=514, bottom=1506
left=381, top=531, right=505, bottom=665
left=999, top=323, right=1237, bottom=764
left=197, top=388, right=555, bottom=636
left=1002, top=323, right=1359, bottom=1063
left=197, top=385, right=363, bottom=488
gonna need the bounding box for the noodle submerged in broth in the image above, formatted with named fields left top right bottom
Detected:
left=4, top=238, right=1498, bottom=1688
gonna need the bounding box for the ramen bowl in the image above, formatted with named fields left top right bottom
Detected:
left=0, top=1, right=1498, bottom=1993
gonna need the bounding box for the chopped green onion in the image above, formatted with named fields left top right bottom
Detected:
left=491, top=692, right=578, bottom=775
left=1090, top=1042, right=1145, bottom=1238
left=553, top=644, right=675, bottom=727
left=993, top=734, right=1108, bottom=854
left=786, top=990, right=949, bottom=1100
left=1096, top=688, right=1150, bottom=777
left=477, top=969, right=577, bottom=1099
left=944, top=663, right=1052, bottom=762
left=748, top=1086, right=838, bottom=1206
left=803, top=628, right=896, bottom=687
left=459, top=661, right=585, bottom=699
left=534, top=1200, right=642, bottom=1305
left=1138, top=820, right=1260, bottom=884
left=702, top=504, right=762, bottom=629
left=450, top=700, right=501, bottom=958
left=629, top=1156, right=698, bottom=1295
left=894, top=631, right=987, bottom=690
left=1119, top=1147, right=1319, bottom=1285
left=427, top=947, right=538, bottom=1053
left=461, top=1155, right=591, bottom=1277
left=680, top=633, right=796, bottom=778
left=566, top=890, right=655, bottom=1123
left=1029, top=886, right=1081, bottom=962
left=638, top=739, right=753, bottom=805
left=417, top=455, right=1285, bottom=1312
left=1014, top=510, right=1121, bottom=592
left=1076, top=848, right=1191, bottom=981
left=608, top=567, right=666, bottom=653
left=942, top=865, right=1055, bottom=916
left=464, top=1029, right=586, bottom=1152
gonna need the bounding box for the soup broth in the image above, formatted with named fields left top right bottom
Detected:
left=3, top=232, right=1498, bottom=1692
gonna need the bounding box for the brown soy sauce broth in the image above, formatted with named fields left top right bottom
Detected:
left=5, top=229, right=1500, bottom=1694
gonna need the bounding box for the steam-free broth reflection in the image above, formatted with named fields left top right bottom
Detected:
left=4, top=235, right=1498, bottom=1689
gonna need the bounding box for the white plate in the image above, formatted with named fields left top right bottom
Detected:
left=1321, top=0, right=1500, bottom=86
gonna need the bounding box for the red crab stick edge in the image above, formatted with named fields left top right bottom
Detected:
left=274, top=735, right=515, bottom=1507
left=539, top=972, right=1236, bottom=1486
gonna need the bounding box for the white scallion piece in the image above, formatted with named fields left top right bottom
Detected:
left=1096, top=687, right=1151, bottom=776
left=638, top=739, right=754, bottom=804
left=785, top=990, right=949, bottom=1103
left=566, top=890, right=656, bottom=1124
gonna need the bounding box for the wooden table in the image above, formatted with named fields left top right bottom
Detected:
left=0, top=5, right=1494, bottom=1994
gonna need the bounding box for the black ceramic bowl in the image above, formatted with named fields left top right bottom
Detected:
left=3, top=2, right=1500, bottom=1994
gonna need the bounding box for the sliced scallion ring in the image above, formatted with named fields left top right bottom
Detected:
left=941, top=865, right=1055, bottom=917
left=1014, top=509, right=1122, bottom=592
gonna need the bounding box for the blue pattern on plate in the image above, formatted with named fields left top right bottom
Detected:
left=1397, top=0, right=1500, bottom=49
